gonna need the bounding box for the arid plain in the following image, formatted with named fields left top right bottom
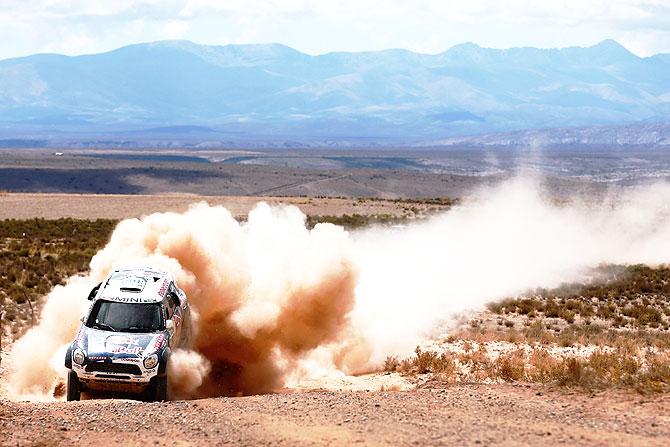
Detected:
left=1, top=147, right=669, bottom=446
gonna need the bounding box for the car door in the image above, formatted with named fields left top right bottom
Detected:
left=167, top=283, right=183, bottom=346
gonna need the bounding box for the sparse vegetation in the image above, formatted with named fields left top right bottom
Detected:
left=354, top=197, right=458, bottom=207
left=305, top=197, right=457, bottom=228
left=387, top=264, right=670, bottom=393
left=306, top=213, right=407, bottom=229
left=459, top=324, right=670, bottom=350
left=487, top=264, right=670, bottom=329
left=387, top=346, right=669, bottom=393
left=0, top=218, right=117, bottom=343
left=384, top=347, right=458, bottom=378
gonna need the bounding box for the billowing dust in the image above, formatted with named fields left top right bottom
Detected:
left=6, top=177, right=670, bottom=399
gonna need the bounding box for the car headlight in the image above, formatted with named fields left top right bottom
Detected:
left=73, top=347, right=86, bottom=366
left=143, top=353, right=159, bottom=369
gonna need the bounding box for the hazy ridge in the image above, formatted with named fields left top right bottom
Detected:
left=0, top=39, right=669, bottom=145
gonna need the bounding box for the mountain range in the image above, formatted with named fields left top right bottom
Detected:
left=0, top=39, right=668, bottom=144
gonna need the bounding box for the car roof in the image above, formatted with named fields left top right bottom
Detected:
left=97, top=267, right=174, bottom=304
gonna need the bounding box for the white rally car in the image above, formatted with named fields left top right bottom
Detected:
left=65, top=267, right=191, bottom=401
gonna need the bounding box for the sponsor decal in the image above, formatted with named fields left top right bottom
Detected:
left=106, top=335, right=143, bottom=355
left=158, top=279, right=169, bottom=298
left=152, top=334, right=166, bottom=351
left=110, top=346, right=142, bottom=354
left=74, top=328, right=85, bottom=345
left=103, top=296, right=154, bottom=303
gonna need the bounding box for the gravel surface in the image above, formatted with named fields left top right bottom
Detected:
left=1, top=384, right=668, bottom=446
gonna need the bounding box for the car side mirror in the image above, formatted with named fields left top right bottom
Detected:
left=87, top=283, right=101, bottom=301
left=165, top=320, right=174, bottom=333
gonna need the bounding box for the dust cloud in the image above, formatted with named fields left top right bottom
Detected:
left=6, top=177, right=670, bottom=399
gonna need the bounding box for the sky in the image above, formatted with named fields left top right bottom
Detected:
left=1, top=0, right=669, bottom=60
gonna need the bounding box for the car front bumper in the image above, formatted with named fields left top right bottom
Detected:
left=72, top=359, right=160, bottom=391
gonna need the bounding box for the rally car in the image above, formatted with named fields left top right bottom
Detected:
left=65, top=267, right=191, bottom=401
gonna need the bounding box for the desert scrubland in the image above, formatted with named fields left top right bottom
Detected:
left=1, top=148, right=669, bottom=446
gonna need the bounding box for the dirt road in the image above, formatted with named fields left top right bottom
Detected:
left=2, top=384, right=668, bottom=446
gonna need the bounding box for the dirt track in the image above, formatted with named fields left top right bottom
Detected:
left=2, top=384, right=668, bottom=446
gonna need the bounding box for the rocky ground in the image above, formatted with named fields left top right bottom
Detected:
left=1, top=384, right=668, bottom=446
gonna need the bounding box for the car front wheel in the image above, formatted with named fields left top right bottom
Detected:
left=66, top=370, right=81, bottom=401
left=152, top=375, right=168, bottom=402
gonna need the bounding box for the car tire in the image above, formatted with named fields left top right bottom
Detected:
left=66, top=370, right=81, bottom=402
left=153, top=375, right=168, bottom=402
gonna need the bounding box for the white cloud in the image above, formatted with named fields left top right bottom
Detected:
left=0, top=0, right=668, bottom=59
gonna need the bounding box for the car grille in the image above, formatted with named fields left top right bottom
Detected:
left=85, top=362, right=142, bottom=376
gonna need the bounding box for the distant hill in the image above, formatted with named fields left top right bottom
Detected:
left=0, top=39, right=669, bottom=143
left=416, top=122, right=670, bottom=149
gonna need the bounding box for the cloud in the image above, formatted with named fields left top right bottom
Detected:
left=0, top=0, right=668, bottom=59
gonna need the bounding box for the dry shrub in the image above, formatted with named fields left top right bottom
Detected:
left=551, top=349, right=642, bottom=389
left=557, top=330, right=578, bottom=347
left=527, top=349, right=561, bottom=382
left=554, top=357, right=584, bottom=386
left=611, top=337, right=640, bottom=355
left=486, top=264, right=670, bottom=331
left=494, top=348, right=526, bottom=382
left=636, top=353, right=670, bottom=393
left=587, top=349, right=640, bottom=386
left=523, top=320, right=554, bottom=344
left=544, top=299, right=561, bottom=318
left=418, top=347, right=456, bottom=374
left=456, top=324, right=670, bottom=351
left=306, top=213, right=405, bottom=229
left=458, top=345, right=493, bottom=381
left=558, top=308, right=576, bottom=324
left=392, top=344, right=669, bottom=393
left=517, top=298, right=542, bottom=315
left=597, top=303, right=616, bottom=319
left=503, top=328, right=522, bottom=343
left=383, top=356, right=400, bottom=372
left=432, top=353, right=458, bottom=378
left=486, top=298, right=513, bottom=314
left=413, top=347, right=436, bottom=373
left=396, top=347, right=457, bottom=380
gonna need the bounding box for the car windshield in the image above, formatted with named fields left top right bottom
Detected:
left=86, top=300, right=164, bottom=332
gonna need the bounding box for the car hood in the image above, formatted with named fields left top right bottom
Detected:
left=74, top=326, right=167, bottom=359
